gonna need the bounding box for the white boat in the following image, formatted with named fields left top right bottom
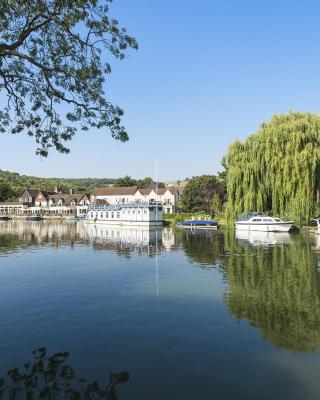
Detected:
left=84, top=201, right=163, bottom=226
left=312, top=219, right=320, bottom=234
left=236, top=213, right=294, bottom=232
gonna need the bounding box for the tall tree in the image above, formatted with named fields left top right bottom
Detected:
left=0, top=0, right=138, bottom=156
left=225, top=112, right=320, bottom=225
left=179, top=175, right=225, bottom=213
left=114, top=175, right=136, bottom=187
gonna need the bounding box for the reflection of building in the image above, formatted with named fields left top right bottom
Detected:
left=91, top=186, right=181, bottom=214
left=0, top=221, right=177, bottom=257
left=0, top=220, right=86, bottom=247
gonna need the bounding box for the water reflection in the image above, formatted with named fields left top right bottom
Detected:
left=0, top=347, right=128, bottom=399
left=0, top=221, right=178, bottom=257
left=1, top=221, right=320, bottom=353
left=222, top=232, right=320, bottom=352
left=236, top=230, right=293, bottom=246
left=175, top=228, right=224, bottom=267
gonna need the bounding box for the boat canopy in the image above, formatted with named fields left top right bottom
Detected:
left=236, top=212, right=267, bottom=221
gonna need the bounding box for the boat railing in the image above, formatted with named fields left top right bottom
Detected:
left=89, top=201, right=162, bottom=211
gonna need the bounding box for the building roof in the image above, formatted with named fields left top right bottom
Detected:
left=20, top=189, right=41, bottom=199
left=92, top=186, right=138, bottom=196
left=48, top=193, right=85, bottom=206
left=137, top=188, right=177, bottom=196
left=92, top=199, right=109, bottom=205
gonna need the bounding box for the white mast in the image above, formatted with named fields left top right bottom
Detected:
left=155, top=157, right=159, bottom=295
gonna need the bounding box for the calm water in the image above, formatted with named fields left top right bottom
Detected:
left=1, top=221, right=320, bottom=399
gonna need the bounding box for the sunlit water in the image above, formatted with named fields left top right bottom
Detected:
left=1, top=221, right=320, bottom=399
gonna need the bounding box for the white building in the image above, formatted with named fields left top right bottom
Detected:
left=91, top=186, right=181, bottom=214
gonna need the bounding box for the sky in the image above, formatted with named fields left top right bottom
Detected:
left=2, top=0, right=320, bottom=181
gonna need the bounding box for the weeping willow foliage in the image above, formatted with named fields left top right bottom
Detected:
left=225, top=112, right=320, bottom=225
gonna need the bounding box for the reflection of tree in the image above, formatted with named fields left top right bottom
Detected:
left=221, top=234, right=320, bottom=352
left=176, top=229, right=224, bottom=266
left=0, top=233, right=22, bottom=256
left=0, top=348, right=128, bottom=399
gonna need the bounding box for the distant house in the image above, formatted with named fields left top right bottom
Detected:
left=17, top=186, right=91, bottom=216
left=19, top=189, right=44, bottom=204
left=91, top=186, right=181, bottom=213
left=91, top=186, right=138, bottom=205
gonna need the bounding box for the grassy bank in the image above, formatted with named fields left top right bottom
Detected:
left=163, top=212, right=227, bottom=226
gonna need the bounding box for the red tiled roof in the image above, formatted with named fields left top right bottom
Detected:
left=92, top=186, right=138, bottom=196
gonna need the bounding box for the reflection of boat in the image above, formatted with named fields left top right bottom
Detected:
left=26, top=216, right=43, bottom=221
left=84, top=224, right=163, bottom=247
left=236, top=213, right=293, bottom=232
left=0, top=215, right=11, bottom=221
left=236, top=230, right=293, bottom=246
left=177, top=220, right=218, bottom=230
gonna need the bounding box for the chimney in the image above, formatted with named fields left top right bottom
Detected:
left=70, top=188, right=74, bottom=195
left=55, top=183, right=62, bottom=194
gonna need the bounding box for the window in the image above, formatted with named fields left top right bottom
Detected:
left=273, top=218, right=281, bottom=222
left=133, top=210, right=135, bottom=214
left=91, top=212, right=94, bottom=218
left=111, top=212, right=114, bottom=218
left=138, top=209, right=141, bottom=214
left=252, top=218, right=262, bottom=222
left=144, top=210, right=147, bottom=214
left=117, top=212, right=120, bottom=218
left=128, top=210, right=130, bottom=214
left=100, top=212, right=103, bottom=218
left=106, top=212, right=109, bottom=218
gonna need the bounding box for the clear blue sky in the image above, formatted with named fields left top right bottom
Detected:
left=1, top=0, right=320, bottom=181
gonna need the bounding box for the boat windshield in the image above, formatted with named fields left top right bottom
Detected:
left=273, top=218, right=281, bottom=222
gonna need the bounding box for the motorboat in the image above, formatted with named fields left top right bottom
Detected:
left=26, top=216, right=43, bottom=221
left=236, top=213, right=293, bottom=232
left=0, top=215, right=11, bottom=221
left=312, top=219, right=320, bottom=234
left=177, top=220, right=218, bottom=230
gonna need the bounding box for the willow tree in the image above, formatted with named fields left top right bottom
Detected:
left=225, top=112, right=320, bottom=225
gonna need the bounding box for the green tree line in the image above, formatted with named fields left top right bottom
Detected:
left=0, top=170, right=116, bottom=200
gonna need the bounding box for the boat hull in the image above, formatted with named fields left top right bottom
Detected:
left=178, top=220, right=218, bottom=230
left=26, top=216, right=43, bottom=221
left=236, top=222, right=293, bottom=232
left=84, top=220, right=162, bottom=226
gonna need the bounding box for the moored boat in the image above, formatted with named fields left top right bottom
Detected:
left=236, top=213, right=293, bottom=232
left=26, top=216, right=43, bottom=221
left=312, top=219, right=320, bottom=234
left=84, top=201, right=163, bottom=226
left=177, top=220, right=218, bottom=230
left=0, top=215, right=11, bottom=221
